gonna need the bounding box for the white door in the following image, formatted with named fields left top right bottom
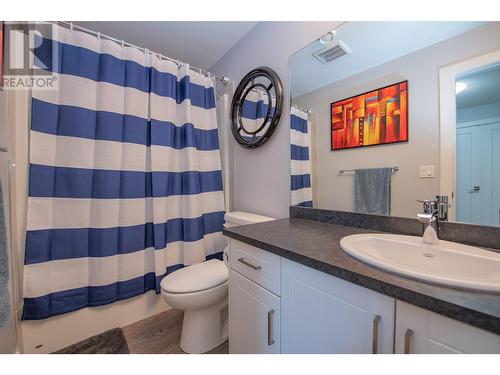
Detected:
left=229, top=270, right=280, bottom=354
left=480, top=122, right=500, bottom=226
left=456, top=125, right=481, bottom=223
left=281, top=258, right=394, bottom=354
left=395, top=300, right=500, bottom=354
left=456, top=121, right=500, bottom=226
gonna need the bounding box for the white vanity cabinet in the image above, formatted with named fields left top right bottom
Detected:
left=227, top=238, right=500, bottom=354
left=228, top=239, right=395, bottom=354
left=395, top=300, right=500, bottom=354
left=280, top=258, right=395, bottom=354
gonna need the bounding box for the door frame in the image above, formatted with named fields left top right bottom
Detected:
left=439, top=49, right=500, bottom=221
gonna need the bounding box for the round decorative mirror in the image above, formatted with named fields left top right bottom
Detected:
left=230, top=66, right=284, bottom=148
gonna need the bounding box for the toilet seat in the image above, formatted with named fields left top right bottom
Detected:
left=160, top=259, right=228, bottom=294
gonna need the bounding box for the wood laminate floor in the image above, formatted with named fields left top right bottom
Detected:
left=122, top=309, right=229, bottom=354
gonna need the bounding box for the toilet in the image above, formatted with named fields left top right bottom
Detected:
left=160, top=211, right=274, bottom=353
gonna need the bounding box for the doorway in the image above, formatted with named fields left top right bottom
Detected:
left=455, top=64, right=500, bottom=226
left=439, top=51, right=500, bottom=225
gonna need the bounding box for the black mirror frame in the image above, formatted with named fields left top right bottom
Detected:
left=230, top=66, right=284, bottom=149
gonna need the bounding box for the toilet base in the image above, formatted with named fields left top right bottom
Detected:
left=180, top=298, right=228, bottom=354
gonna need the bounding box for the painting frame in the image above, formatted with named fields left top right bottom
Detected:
left=330, top=80, right=409, bottom=151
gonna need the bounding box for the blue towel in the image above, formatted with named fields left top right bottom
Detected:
left=354, top=168, right=392, bottom=216
left=0, top=181, right=10, bottom=327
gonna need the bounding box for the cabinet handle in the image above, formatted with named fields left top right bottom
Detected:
left=404, top=328, right=414, bottom=354
left=238, top=257, right=262, bottom=270
left=267, top=309, right=275, bottom=346
left=372, top=315, right=381, bottom=354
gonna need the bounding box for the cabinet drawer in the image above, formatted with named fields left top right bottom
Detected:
left=229, top=239, right=281, bottom=296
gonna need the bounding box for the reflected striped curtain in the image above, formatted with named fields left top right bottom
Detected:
left=23, top=25, right=225, bottom=320
left=240, top=89, right=274, bottom=141
left=290, top=107, right=313, bottom=207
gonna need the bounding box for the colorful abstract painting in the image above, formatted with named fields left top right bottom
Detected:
left=331, top=81, right=408, bottom=150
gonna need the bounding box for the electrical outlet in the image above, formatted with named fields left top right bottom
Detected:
left=419, top=165, right=435, bottom=178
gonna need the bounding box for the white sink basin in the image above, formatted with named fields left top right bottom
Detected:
left=340, top=233, right=500, bottom=292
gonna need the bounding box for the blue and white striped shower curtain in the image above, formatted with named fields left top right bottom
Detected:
left=23, top=25, right=225, bottom=320
left=290, top=107, right=313, bottom=207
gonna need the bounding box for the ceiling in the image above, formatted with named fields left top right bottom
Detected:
left=75, top=21, right=258, bottom=70
left=456, top=63, right=500, bottom=109
left=290, top=21, right=487, bottom=98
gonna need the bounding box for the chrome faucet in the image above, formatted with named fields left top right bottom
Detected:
left=417, top=199, right=440, bottom=245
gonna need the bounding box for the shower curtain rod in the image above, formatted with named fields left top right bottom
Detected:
left=55, top=21, right=231, bottom=84
left=292, top=104, right=312, bottom=114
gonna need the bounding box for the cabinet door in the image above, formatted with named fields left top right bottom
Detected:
left=395, top=300, right=500, bottom=354
left=281, top=258, right=394, bottom=354
left=229, top=270, right=280, bottom=354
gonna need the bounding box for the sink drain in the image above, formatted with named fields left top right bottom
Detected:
left=422, top=253, right=435, bottom=258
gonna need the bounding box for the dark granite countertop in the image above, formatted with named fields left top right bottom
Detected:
left=223, top=218, right=500, bottom=335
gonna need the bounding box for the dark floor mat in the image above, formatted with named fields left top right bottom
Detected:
left=54, top=327, right=129, bottom=354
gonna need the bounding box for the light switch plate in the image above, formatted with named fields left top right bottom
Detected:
left=419, top=165, right=435, bottom=178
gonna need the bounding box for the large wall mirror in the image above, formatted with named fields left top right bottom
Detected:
left=289, top=21, right=500, bottom=227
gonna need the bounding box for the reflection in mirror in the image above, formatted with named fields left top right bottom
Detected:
left=241, top=83, right=273, bottom=139
left=455, top=63, right=500, bottom=226
left=289, top=21, right=500, bottom=226
left=290, top=105, right=313, bottom=207
left=231, top=67, right=283, bottom=148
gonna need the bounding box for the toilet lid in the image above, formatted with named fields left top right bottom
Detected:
left=160, top=259, right=228, bottom=294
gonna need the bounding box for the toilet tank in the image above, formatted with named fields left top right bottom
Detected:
left=223, top=211, right=274, bottom=228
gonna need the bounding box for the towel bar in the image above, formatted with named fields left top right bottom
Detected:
left=338, top=166, right=399, bottom=175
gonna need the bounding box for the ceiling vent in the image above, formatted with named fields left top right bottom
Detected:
left=313, top=40, right=351, bottom=64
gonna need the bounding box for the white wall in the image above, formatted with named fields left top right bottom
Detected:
left=293, top=23, right=500, bottom=218
left=210, top=22, right=343, bottom=219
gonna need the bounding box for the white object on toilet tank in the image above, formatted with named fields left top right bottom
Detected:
left=223, top=211, right=274, bottom=227
left=223, top=211, right=274, bottom=264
